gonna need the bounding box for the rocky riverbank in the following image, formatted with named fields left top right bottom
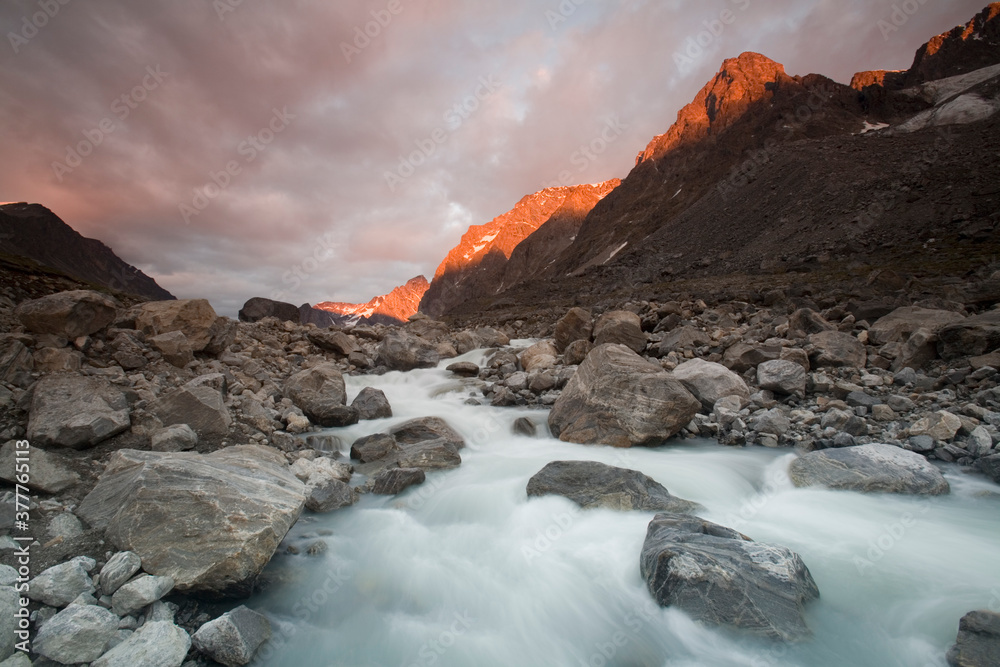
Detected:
left=2, top=288, right=1000, bottom=665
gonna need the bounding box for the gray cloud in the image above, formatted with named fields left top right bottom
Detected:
left=0, top=0, right=987, bottom=315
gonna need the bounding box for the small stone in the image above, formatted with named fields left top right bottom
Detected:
left=111, top=575, right=175, bottom=616
left=99, top=552, right=143, bottom=596
left=47, top=512, right=84, bottom=540
left=150, top=424, right=198, bottom=452
left=91, top=620, right=191, bottom=667
left=28, top=559, right=97, bottom=608
left=909, top=411, right=962, bottom=442
left=32, top=604, right=120, bottom=664
left=512, top=418, right=537, bottom=437
left=967, top=426, right=994, bottom=457
left=191, top=605, right=272, bottom=667
left=872, top=405, right=897, bottom=422
left=370, top=468, right=425, bottom=495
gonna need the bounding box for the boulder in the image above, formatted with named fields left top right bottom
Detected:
left=27, top=558, right=96, bottom=607
left=938, top=311, right=1000, bottom=360
left=756, top=360, right=807, bottom=396
left=396, top=438, right=462, bottom=471
left=135, top=299, right=219, bottom=352
left=15, top=290, right=118, bottom=339
left=520, top=340, right=559, bottom=372
left=99, top=551, right=142, bottom=596
left=32, top=604, right=120, bottom=664
left=788, top=308, right=836, bottom=335
left=752, top=408, right=791, bottom=437
left=658, top=326, right=711, bottom=355
left=350, top=433, right=402, bottom=463
left=390, top=417, right=465, bottom=451
left=192, top=606, right=272, bottom=667
left=28, top=374, right=130, bottom=449
left=892, top=328, right=940, bottom=371
left=307, top=330, right=362, bottom=356
left=946, top=610, right=1000, bottom=667
left=351, top=387, right=393, bottom=420
left=376, top=330, right=440, bottom=371
left=563, top=339, right=593, bottom=366
left=371, top=468, right=425, bottom=495
left=554, top=308, right=594, bottom=353
left=0, top=335, right=34, bottom=386
left=33, top=346, right=83, bottom=372
left=152, top=385, right=232, bottom=437
left=722, top=343, right=782, bottom=373
left=446, top=361, right=480, bottom=377
left=593, top=311, right=647, bottom=353
left=789, top=444, right=950, bottom=495
left=205, top=316, right=238, bottom=355
left=807, top=331, right=866, bottom=368
left=111, top=574, right=174, bottom=616
left=869, top=307, right=965, bottom=345
left=908, top=411, right=962, bottom=442
left=284, top=363, right=358, bottom=427
left=526, top=461, right=697, bottom=513
left=979, top=454, right=1000, bottom=483
left=149, top=331, right=194, bottom=368
left=671, top=358, right=750, bottom=410
left=640, top=513, right=819, bottom=641
left=77, top=446, right=306, bottom=598
left=238, top=297, right=299, bottom=324
left=474, top=327, right=510, bottom=348
left=150, top=424, right=198, bottom=452
left=306, top=478, right=357, bottom=513
left=0, top=440, right=79, bottom=493
left=91, top=620, right=191, bottom=667
left=548, top=344, right=701, bottom=448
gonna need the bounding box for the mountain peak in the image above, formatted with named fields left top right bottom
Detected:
left=637, top=52, right=793, bottom=164
left=316, top=275, right=429, bottom=324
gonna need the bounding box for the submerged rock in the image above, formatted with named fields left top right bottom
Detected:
left=548, top=344, right=700, bottom=447
left=789, top=444, right=950, bottom=495
left=526, top=461, right=698, bottom=513
left=640, top=513, right=819, bottom=641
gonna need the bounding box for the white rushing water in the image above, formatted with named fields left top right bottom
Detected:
left=249, top=346, right=1000, bottom=667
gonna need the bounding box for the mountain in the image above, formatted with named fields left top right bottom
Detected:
left=0, top=203, right=174, bottom=301
left=419, top=181, right=620, bottom=316
left=316, top=275, right=429, bottom=325
left=429, top=3, right=1000, bottom=323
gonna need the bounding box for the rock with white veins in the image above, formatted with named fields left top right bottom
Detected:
left=32, top=604, right=120, bottom=664
left=789, top=443, right=950, bottom=495
left=91, top=620, right=191, bottom=667
left=27, top=558, right=97, bottom=607
left=99, top=552, right=143, bottom=596
left=111, top=574, right=175, bottom=616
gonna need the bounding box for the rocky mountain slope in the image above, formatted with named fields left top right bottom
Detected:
left=316, top=275, right=429, bottom=325
left=431, top=3, right=1000, bottom=324
left=0, top=203, right=174, bottom=301
left=419, top=182, right=619, bottom=317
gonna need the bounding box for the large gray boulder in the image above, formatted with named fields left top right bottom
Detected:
left=593, top=311, right=647, bottom=353
left=789, top=444, right=950, bottom=495
left=947, top=610, right=1000, bottom=667
left=548, top=344, right=701, bottom=448
left=151, top=385, right=231, bottom=437
left=671, top=358, right=750, bottom=410
left=526, top=461, right=697, bottom=513
left=639, top=514, right=819, bottom=641
left=0, top=441, right=79, bottom=493
left=134, top=299, right=220, bottom=352
left=28, top=375, right=131, bottom=449
left=869, top=307, right=965, bottom=345
left=376, top=330, right=440, bottom=371
left=390, top=417, right=465, bottom=451
left=640, top=513, right=819, bottom=641
left=938, top=310, right=1000, bottom=360
left=351, top=387, right=392, bottom=420
left=807, top=331, right=866, bottom=369
left=371, top=468, right=426, bottom=495
left=77, top=446, right=306, bottom=598
left=307, top=330, right=362, bottom=356
left=32, top=604, right=120, bottom=664
left=192, top=605, right=271, bottom=667
left=520, top=340, right=559, bottom=373
left=756, top=360, right=808, bottom=396
left=91, top=621, right=191, bottom=667
left=554, top=308, right=593, bottom=353
left=27, top=557, right=96, bottom=607
left=284, top=363, right=358, bottom=427
left=15, top=290, right=118, bottom=339
left=111, top=574, right=174, bottom=616
left=238, top=297, right=299, bottom=323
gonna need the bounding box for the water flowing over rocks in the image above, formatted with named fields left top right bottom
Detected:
left=639, top=513, right=820, bottom=641
left=548, top=344, right=701, bottom=447
left=526, top=461, right=698, bottom=512
left=789, top=443, right=950, bottom=495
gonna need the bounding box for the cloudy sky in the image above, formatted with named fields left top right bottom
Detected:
left=0, top=0, right=987, bottom=316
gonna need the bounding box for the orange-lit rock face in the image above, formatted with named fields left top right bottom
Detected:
left=419, top=181, right=620, bottom=317
left=317, top=275, right=429, bottom=323
left=637, top=52, right=793, bottom=164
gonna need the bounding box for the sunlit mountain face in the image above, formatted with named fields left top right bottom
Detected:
left=316, top=275, right=429, bottom=324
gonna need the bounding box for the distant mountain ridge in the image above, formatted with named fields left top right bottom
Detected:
left=0, top=203, right=174, bottom=301
left=317, top=275, right=429, bottom=325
